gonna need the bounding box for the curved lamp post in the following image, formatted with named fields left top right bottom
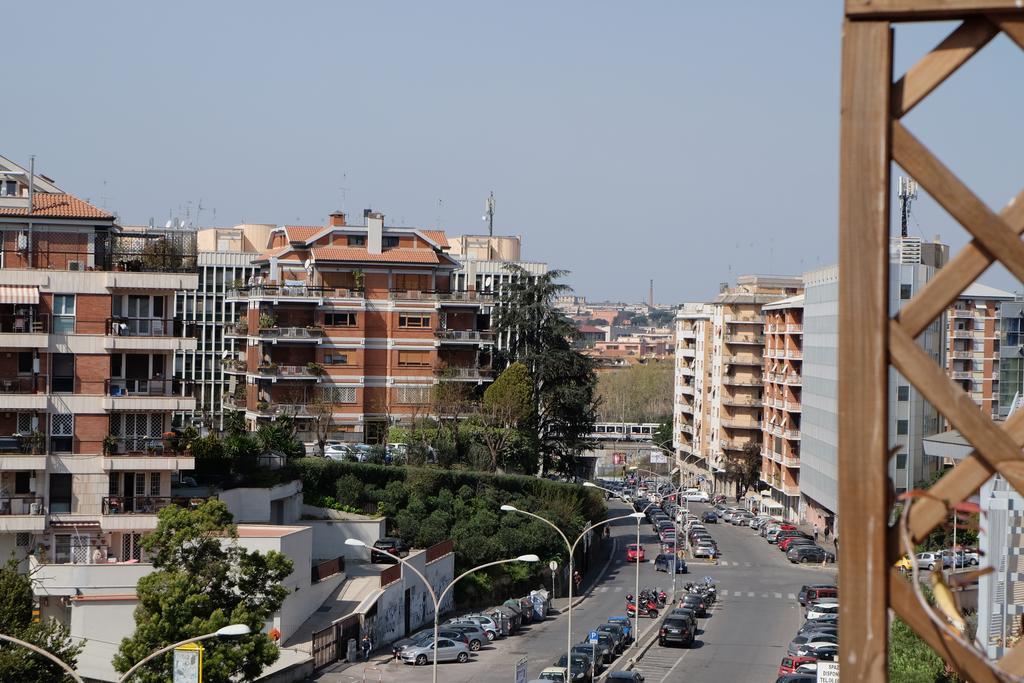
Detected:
left=0, top=632, right=85, bottom=682
left=118, top=624, right=251, bottom=682
left=501, top=505, right=645, bottom=668
left=346, top=538, right=537, bottom=683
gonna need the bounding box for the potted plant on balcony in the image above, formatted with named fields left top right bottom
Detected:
left=257, top=400, right=270, bottom=412
left=259, top=361, right=279, bottom=374
left=102, top=434, right=120, bottom=455
left=258, top=313, right=277, bottom=329
left=306, top=362, right=325, bottom=376
left=353, top=270, right=365, bottom=290
left=26, top=430, right=44, bottom=455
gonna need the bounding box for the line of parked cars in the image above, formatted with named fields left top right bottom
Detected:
left=776, top=584, right=839, bottom=681
left=394, top=590, right=552, bottom=666
left=530, top=615, right=639, bottom=682
left=322, top=441, right=414, bottom=463
left=727, top=512, right=837, bottom=564
left=894, top=548, right=980, bottom=572
left=683, top=510, right=719, bottom=559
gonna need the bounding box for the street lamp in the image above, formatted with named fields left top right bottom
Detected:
left=501, top=505, right=645, bottom=667
left=346, top=538, right=537, bottom=683
left=118, top=624, right=251, bottom=682
left=0, top=633, right=85, bottom=682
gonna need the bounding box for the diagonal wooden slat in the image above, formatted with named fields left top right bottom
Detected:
left=889, top=569, right=1006, bottom=683
left=848, top=0, right=1024, bottom=19
left=892, top=122, right=1024, bottom=285
left=892, top=17, right=998, bottom=118
left=991, top=16, right=1024, bottom=50
left=889, top=320, right=1024, bottom=488
left=998, top=638, right=1024, bottom=676
left=897, top=188, right=1024, bottom=339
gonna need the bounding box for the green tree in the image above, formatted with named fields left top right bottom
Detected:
left=0, top=559, right=83, bottom=682
left=596, top=360, right=674, bottom=423
left=653, top=419, right=673, bottom=452
left=114, top=500, right=293, bottom=683
left=889, top=583, right=958, bottom=682
left=724, top=442, right=762, bottom=498
left=494, top=265, right=598, bottom=475
left=478, top=363, right=534, bottom=472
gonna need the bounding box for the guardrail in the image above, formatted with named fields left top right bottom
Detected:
left=426, top=539, right=454, bottom=563
left=0, top=496, right=43, bottom=515
left=105, top=436, right=180, bottom=455
left=311, top=556, right=345, bottom=584
left=101, top=496, right=177, bottom=515
left=0, top=314, right=48, bottom=334
left=106, top=317, right=193, bottom=337
left=228, top=285, right=337, bottom=299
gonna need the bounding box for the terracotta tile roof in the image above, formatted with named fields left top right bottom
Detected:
left=0, top=193, right=112, bottom=219
left=311, top=247, right=442, bottom=264
left=421, top=230, right=450, bottom=249
left=284, top=226, right=325, bottom=243
left=254, top=246, right=302, bottom=261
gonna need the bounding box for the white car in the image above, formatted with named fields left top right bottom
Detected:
left=692, top=544, right=717, bottom=559
left=684, top=491, right=710, bottom=502
left=806, top=600, right=839, bottom=620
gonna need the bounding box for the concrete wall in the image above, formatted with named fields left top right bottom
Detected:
left=306, top=516, right=386, bottom=561
left=31, top=557, right=154, bottom=597
left=364, top=549, right=455, bottom=647
left=219, top=480, right=303, bottom=524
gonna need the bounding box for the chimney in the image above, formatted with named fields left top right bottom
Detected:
left=365, top=210, right=384, bottom=254
left=328, top=211, right=346, bottom=227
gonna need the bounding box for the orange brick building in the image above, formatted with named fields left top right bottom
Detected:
left=226, top=210, right=493, bottom=442
left=0, top=155, right=197, bottom=564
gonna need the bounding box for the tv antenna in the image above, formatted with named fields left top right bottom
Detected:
left=482, top=191, right=495, bottom=237
left=898, top=176, right=918, bottom=238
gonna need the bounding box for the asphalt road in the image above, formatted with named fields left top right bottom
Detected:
left=318, top=498, right=670, bottom=682
left=317, top=500, right=836, bottom=683
left=627, top=502, right=836, bottom=683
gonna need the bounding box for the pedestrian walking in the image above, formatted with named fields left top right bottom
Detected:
left=573, top=570, right=582, bottom=592
left=813, top=524, right=819, bottom=543
left=361, top=633, right=372, bottom=661
left=823, top=526, right=831, bottom=540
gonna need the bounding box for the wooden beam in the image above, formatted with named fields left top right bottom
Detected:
left=994, top=17, right=1024, bottom=50
left=848, top=0, right=1024, bottom=19
left=889, top=570, right=1004, bottom=683
left=892, top=18, right=998, bottom=118
left=896, top=188, right=1024, bottom=339
left=838, top=18, right=892, bottom=682
left=892, top=122, right=1024, bottom=284
left=999, top=639, right=1024, bottom=676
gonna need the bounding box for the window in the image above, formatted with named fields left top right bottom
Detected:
left=896, top=419, right=908, bottom=436
left=16, top=413, right=34, bottom=434
left=324, top=353, right=349, bottom=365
left=0, top=180, right=18, bottom=197
left=895, top=453, right=908, bottom=469
left=15, top=533, right=29, bottom=548
left=397, top=350, right=431, bottom=366
left=321, top=385, right=357, bottom=404
left=383, top=236, right=400, bottom=249
left=109, top=472, right=119, bottom=496
left=17, top=351, right=33, bottom=375
left=14, top=472, right=31, bottom=495
left=394, top=274, right=428, bottom=291
left=52, top=294, right=76, bottom=334
left=324, top=312, right=357, bottom=327
left=396, top=385, right=431, bottom=404
left=150, top=472, right=161, bottom=496
left=399, top=315, right=431, bottom=329
left=50, top=413, right=74, bottom=452
left=49, top=473, right=72, bottom=513
left=897, top=385, right=909, bottom=401
left=54, top=535, right=71, bottom=564
left=347, top=235, right=366, bottom=247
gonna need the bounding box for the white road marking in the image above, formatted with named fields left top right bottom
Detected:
left=747, top=591, right=755, bottom=598
left=598, top=586, right=609, bottom=593
left=774, top=592, right=782, bottom=599
left=788, top=593, right=797, bottom=600
left=744, top=562, right=752, bottom=567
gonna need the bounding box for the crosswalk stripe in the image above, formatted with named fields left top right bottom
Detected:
left=774, top=592, right=782, bottom=599
left=598, top=586, right=608, bottom=593
left=744, top=562, right=752, bottom=567
left=720, top=589, right=728, bottom=597
left=747, top=591, right=755, bottom=598
left=788, top=593, right=797, bottom=600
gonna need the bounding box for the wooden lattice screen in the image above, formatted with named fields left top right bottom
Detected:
left=840, top=2, right=1024, bottom=681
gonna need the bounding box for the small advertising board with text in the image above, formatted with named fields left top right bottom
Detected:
left=817, top=661, right=839, bottom=682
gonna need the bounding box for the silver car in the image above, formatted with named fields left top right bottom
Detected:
left=400, top=637, right=471, bottom=665
left=443, top=622, right=488, bottom=650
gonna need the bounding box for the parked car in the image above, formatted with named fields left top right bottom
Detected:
left=806, top=600, right=840, bottom=620
left=659, top=616, right=695, bottom=647
left=392, top=628, right=468, bottom=655
left=370, top=537, right=410, bottom=563
left=701, top=511, right=718, bottom=523
left=607, top=615, right=634, bottom=643
left=400, top=638, right=471, bottom=665
left=684, top=490, right=710, bottom=502
left=460, top=614, right=501, bottom=639
left=534, top=667, right=568, bottom=682
left=916, top=551, right=951, bottom=571
left=693, top=543, right=718, bottom=558
left=779, top=536, right=815, bottom=552
left=324, top=444, right=353, bottom=461
left=557, top=652, right=594, bottom=681
left=798, top=584, right=837, bottom=607
left=579, top=633, right=614, bottom=664
left=446, top=618, right=497, bottom=641
left=779, top=655, right=818, bottom=677
left=680, top=594, right=707, bottom=617
left=596, top=623, right=626, bottom=652
left=788, top=546, right=836, bottom=564
left=444, top=623, right=488, bottom=651
left=626, top=544, right=646, bottom=562
left=787, top=632, right=838, bottom=656
left=667, top=607, right=698, bottom=632
left=654, top=553, right=687, bottom=573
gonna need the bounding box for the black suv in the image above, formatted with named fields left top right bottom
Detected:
left=371, top=537, right=410, bottom=563
left=659, top=616, right=694, bottom=647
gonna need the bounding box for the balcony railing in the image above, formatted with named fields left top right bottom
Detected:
left=227, top=285, right=339, bottom=299
left=106, top=317, right=193, bottom=337
left=786, top=324, right=804, bottom=333
left=722, top=395, right=762, bottom=407
left=255, top=326, right=325, bottom=340
left=106, top=379, right=191, bottom=397
left=435, top=367, right=493, bottom=380
left=721, top=418, right=760, bottom=430
left=257, top=364, right=323, bottom=378
left=0, top=230, right=197, bottom=273
left=783, top=428, right=801, bottom=440
left=951, top=308, right=973, bottom=318
left=784, top=373, right=802, bottom=386
left=784, top=401, right=802, bottom=413
left=950, top=371, right=973, bottom=380
left=725, top=315, right=764, bottom=325
left=223, top=394, right=247, bottom=411
left=102, top=496, right=177, bottom=515
left=679, top=384, right=695, bottom=395
left=725, top=335, right=764, bottom=345
left=680, top=424, right=693, bottom=434
left=0, top=496, right=44, bottom=515
left=435, top=329, right=495, bottom=342
left=724, top=355, right=761, bottom=366
left=0, top=314, right=48, bottom=334
left=719, top=439, right=746, bottom=451
left=105, top=436, right=180, bottom=455
left=222, top=358, right=247, bottom=373
left=951, top=329, right=973, bottom=338
left=951, top=350, right=973, bottom=359
left=437, top=290, right=495, bottom=303
left=722, top=375, right=761, bottom=386
left=255, top=402, right=314, bottom=418
left=787, top=349, right=803, bottom=360
left=0, top=375, right=46, bottom=394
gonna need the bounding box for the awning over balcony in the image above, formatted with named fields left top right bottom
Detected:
left=48, top=520, right=100, bottom=530
left=0, top=285, right=39, bottom=305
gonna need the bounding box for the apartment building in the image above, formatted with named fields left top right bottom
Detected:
left=174, top=225, right=269, bottom=430
left=225, top=211, right=493, bottom=443
left=945, top=283, right=1015, bottom=420
left=673, top=303, right=712, bottom=482
left=760, top=295, right=804, bottom=521
left=998, top=299, right=1024, bottom=417
left=0, top=154, right=197, bottom=565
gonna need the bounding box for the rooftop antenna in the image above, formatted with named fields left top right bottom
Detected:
left=898, top=176, right=918, bottom=238
left=482, top=191, right=495, bottom=237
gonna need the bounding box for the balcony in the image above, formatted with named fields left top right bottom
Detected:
left=722, top=394, right=762, bottom=407
left=784, top=373, right=802, bottom=386
left=951, top=308, right=973, bottom=318
left=680, top=424, right=693, bottom=435
left=256, top=363, right=324, bottom=380
left=254, top=325, right=326, bottom=342
left=435, top=366, right=493, bottom=381
left=783, top=428, right=801, bottom=440
left=680, top=365, right=695, bottom=376
left=786, top=323, right=803, bottom=334
left=720, top=418, right=760, bottom=430
left=725, top=315, right=764, bottom=325
left=722, top=375, right=761, bottom=386
left=678, top=329, right=697, bottom=340
left=679, top=348, right=696, bottom=358
left=782, top=453, right=801, bottom=468
left=724, top=355, right=761, bottom=366
left=951, top=371, right=973, bottom=380
left=225, top=322, right=248, bottom=337
left=951, top=350, right=973, bottom=360
left=223, top=393, right=247, bottom=411
left=103, top=436, right=194, bottom=471
left=719, top=439, right=746, bottom=452
left=951, top=329, right=973, bottom=338
left=105, top=317, right=197, bottom=352
left=437, top=290, right=495, bottom=305
left=254, top=402, right=316, bottom=418
left=725, top=335, right=764, bottom=345
left=105, top=379, right=195, bottom=411
left=0, top=375, right=47, bottom=410
left=0, top=496, right=45, bottom=532
left=435, top=329, right=496, bottom=344
left=679, top=384, right=695, bottom=395
left=222, top=358, right=247, bottom=374
left=784, top=400, right=802, bottom=413
left=787, top=349, right=803, bottom=360
left=226, top=285, right=340, bottom=302
left=3, top=230, right=197, bottom=273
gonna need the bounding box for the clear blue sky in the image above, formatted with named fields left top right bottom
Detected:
left=8, top=2, right=1023, bottom=302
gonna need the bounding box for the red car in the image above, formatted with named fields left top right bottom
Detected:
left=626, top=543, right=646, bottom=562
left=779, top=536, right=813, bottom=552
left=779, top=655, right=816, bottom=676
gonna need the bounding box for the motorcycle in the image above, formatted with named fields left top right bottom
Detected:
left=656, top=589, right=668, bottom=607
left=626, top=599, right=659, bottom=619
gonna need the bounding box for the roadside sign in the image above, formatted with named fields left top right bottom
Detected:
left=817, top=661, right=839, bottom=683
left=173, top=643, right=203, bottom=683
left=588, top=630, right=600, bottom=644
left=514, top=656, right=527, bottom=683
left=549, top=560, right=558, bottom=572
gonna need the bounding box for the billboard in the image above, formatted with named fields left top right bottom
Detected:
left=650, top=451, right=668, bottom=464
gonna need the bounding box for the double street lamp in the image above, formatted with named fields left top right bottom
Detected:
left=500, top=504, right=645, bottom=667
left=345, top=537, right=538, bottom=683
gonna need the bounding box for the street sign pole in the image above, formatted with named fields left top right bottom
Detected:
left=588, top=630, right=599, bottom=681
